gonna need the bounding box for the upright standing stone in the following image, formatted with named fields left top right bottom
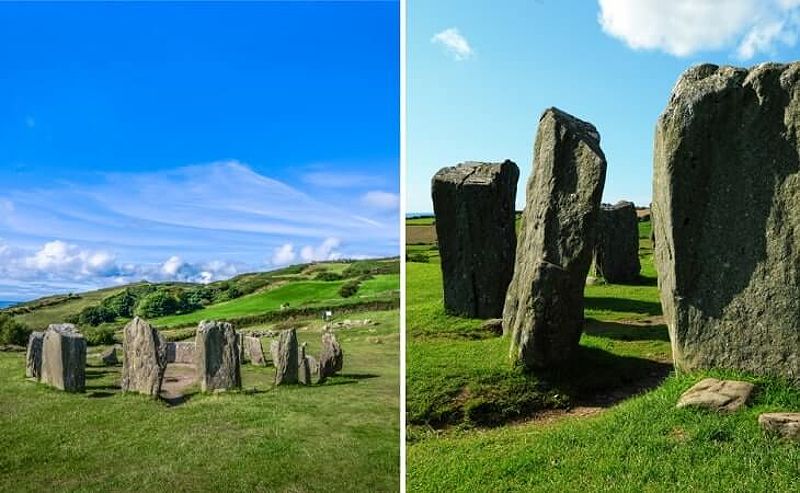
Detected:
left=653, top=62, right=800, bottom=378
left=432, top=160, right=519, bottom=318
left=593, top=201, right=641, bottom=283
left=195, top=320, right=241, bottom=392
left=319, top=329, right=343, bottom=378
left=245, top=335, right=267, bottom=366
left=25, top=331, right=44, bottom=379
left=503, top=107, right=607, bottom=369
left=165, top=341, right=196, bottom=364
left=298, top=343, right=311, bottom=385
left=40, top=324, right=86, bottom=392
left=274, top=328, right=299, bottom=385
left=121, top=317, right=167, bottom=397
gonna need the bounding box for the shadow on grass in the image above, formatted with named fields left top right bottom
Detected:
left=584, top=319, right=671, bottom=342
left=584, top=296, right=662, bottom=316
left=163, top=392, right=197, bottom=407
left=338, top=373, right=379, bottom=380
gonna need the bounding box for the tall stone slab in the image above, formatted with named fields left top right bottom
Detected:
left=319, top=329, right=343, bottom=379
left=503, top=107, right=607, bottom=369
left=25, top=331, right=44, bottom=379
left=40, top=324, right=86, bottom=392
left=593, top=201, right=641, bottom=283
left=431, top=160, right=519, bottom=318
left=121, top=317, right=167, bottom=397
left=195, top=320, right=241, bottom=392
left=653, top=62, right=800, bottom=378
left=274, top=328, right=299, bottom=385
left=245, top=336, right=267, bottom=366
left=165, top=341, right=196, bottom=364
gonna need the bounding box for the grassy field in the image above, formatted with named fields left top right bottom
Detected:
left=406, top=218, right=800, bottom=491
left=0, top=309, right=400, bottom=492
left=152, top=273, right=399, bottom=327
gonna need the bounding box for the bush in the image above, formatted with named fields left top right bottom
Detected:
left=101, top=289, right=137, bottom=318
left=135, top=289, right=179, bottom=318
left=0, top=313, right=31, bottom=346
left=74, top=305, right=117, bottom=326
left=82, top=325, right=117, bottom=346
left=314, top=271, right=344, bottom=281
left=338, top=280, right=361, bottom=298
left=342, top=259, right=399, bottom=277
left=406, top=253, right=430, bottom=263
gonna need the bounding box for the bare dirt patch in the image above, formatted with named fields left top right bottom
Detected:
left=160, top=363, right=197, bottom=405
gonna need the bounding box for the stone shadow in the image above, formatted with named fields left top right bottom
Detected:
left=584, top=319, right=671, bottom=343
left=584, top=296, right=662, bottom=317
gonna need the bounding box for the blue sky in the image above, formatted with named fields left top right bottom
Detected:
left=0, top=1, right=399, bottom=300
left=407, top=0, right=800, bottom=213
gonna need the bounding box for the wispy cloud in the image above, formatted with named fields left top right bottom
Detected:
left=301, top=170, right=387, bottom=189
left=598, top=0, right=800, bottom=59
left=361, top=190, right=399, bottom=210
left=432, top=28, right=474, bottom=61
left=0, top=160, right=398, bottom=299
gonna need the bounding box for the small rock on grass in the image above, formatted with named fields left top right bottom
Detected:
left=758, top=413, right=800, bottom=441
left=101, top=346, right=119, bottom=366
left=676, top=377, right=754, bottom=412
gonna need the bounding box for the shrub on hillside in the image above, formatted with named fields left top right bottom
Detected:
left=338, top=280, right=361, bottom=298
left=101, top=289, right=137, bottom=318
left=135, top=289, right=179, bottom=318
left=82, top=325, right=117, bottom=346
left=406, top=253, right=430, bottom=263
left=0, top=313, right=31, bottom=346
left=73, top=305, right=117, bottom=326
left=314, top=271, right=344, bottom=281
left=342, top=259, right=399, bottom=278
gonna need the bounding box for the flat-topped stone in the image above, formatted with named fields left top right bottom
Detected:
left=759, top=413, right=800, bottom=440
left=196, top=320, right=241, bottom=392
left=40, top=324, right=86, bottom=392
left=676, top=378, right=754, bottom=412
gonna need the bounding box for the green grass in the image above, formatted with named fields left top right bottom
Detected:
left=151, top=274, right=399, bottom=327
left=407, top=218, right=800, bottom=490
left=0, top=309, right=400, bottom=492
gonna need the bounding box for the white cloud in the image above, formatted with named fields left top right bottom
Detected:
left=432, top=28, right=474, bottom=61
left=271, top=243, right=296, bottom=266
left=300, top=237, right=342, bottom=263
left=361, top=191, right=399, bottom=210
left=597, top=0, right=800, bottom=59
left=302, top=171, right=385, bottom=189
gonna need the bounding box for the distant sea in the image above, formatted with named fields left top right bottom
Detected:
left=405, top=212, right=433, bottom=218
left=0, top=301, right=19, bottom=309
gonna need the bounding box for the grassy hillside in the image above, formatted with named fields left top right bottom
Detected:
left=406, top=219, right=800, bottom=491
left=0, top=309, right=400, bottom=492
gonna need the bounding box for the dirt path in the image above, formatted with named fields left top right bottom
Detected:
left=160, top=363, right=197, bottom=405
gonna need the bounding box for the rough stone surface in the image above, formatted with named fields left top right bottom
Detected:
left=101, top=346, right=119, bottom=366
left=593, top=201, right=641, bottom=283
left=319, top=329, right=343, bottom=378
left=759, top=413, right=800, bottom=440
left=431, top=160, right=519, bottom=318
left=25, top=331, right=44, bottom=379
left=195, top=320, right=241, bottom=392
left=165, top=342, right=195, bottom=364
left=40, top=324, right=86, bottom=392
left=653, top=62, right=800, bottom=378
left=298, top=343, right=311, bottom=385
left=503, top=107, right=608, bottom=369
left=676, top=378, right=754, bottom=412
left=479, top=319, right=504, bottom=336
left=121, top=317, right=167, bottom=397
left=245, top=336, right=267, bottom=366
left=274, top=329, right=299, bottom=385
left=306, top=355, right=323, bottom=384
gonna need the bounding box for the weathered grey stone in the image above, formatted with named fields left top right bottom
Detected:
left=298, top=343, right=311, bottom=385
left=306, top=355, right=323, bottom=384
left=676, top=378, right=754, bottom=412
left=25, top=331, right=43, bottom=379
left=269, top=339, right=280, bottom=366
left=319, top=329, right=343, bottom=378
left=121, top=317, right=167, bottom=397
left=101, top=346, right=119, bottom=366
left=653, top=62, right=800, bottom=378
left=593, top=201, right=641, bottom=283
left=165, top=341, right=195, bottom=364
left=479, top=318, right=503, bottom=336
left=274, top=328, right=299, bottom=385
left=759, top=413, right=800, bottom=440
left=195, top=320, right=241, bottom=392
left=40, top=324, right=86, bottom=392
left=503, top=107, right=607, bottom=369
left=245, top=336, right=266, bottom=366
left=431, top=160, right=519, bottom=318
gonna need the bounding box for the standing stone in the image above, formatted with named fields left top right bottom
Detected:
left=653, top=62, right=800, bottom=378
left=269, top=339, right=280, bottom=366
left=195, top=320, right=241, bottom=392
left=503, top=107, right=607, bottom=369
left=40, top=324, right=86, bottom=392
left=165, top=341, right=196, bottom=364
left=298, top=343, right=311, bottom=385
left=319, top=329, right=343, bottom=378
left=245, top=335, right=267, bottom=366
left=593, top=201, right=641, bottom=283
left=25, top=331, right=44, bottom=379
left=121, top=317, right=167, bottom=397
left=273, top=328, right=299, bottom=385
left=101, top=346, right=119, bottom=366
left=431, top=160, right=519, bottom=318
